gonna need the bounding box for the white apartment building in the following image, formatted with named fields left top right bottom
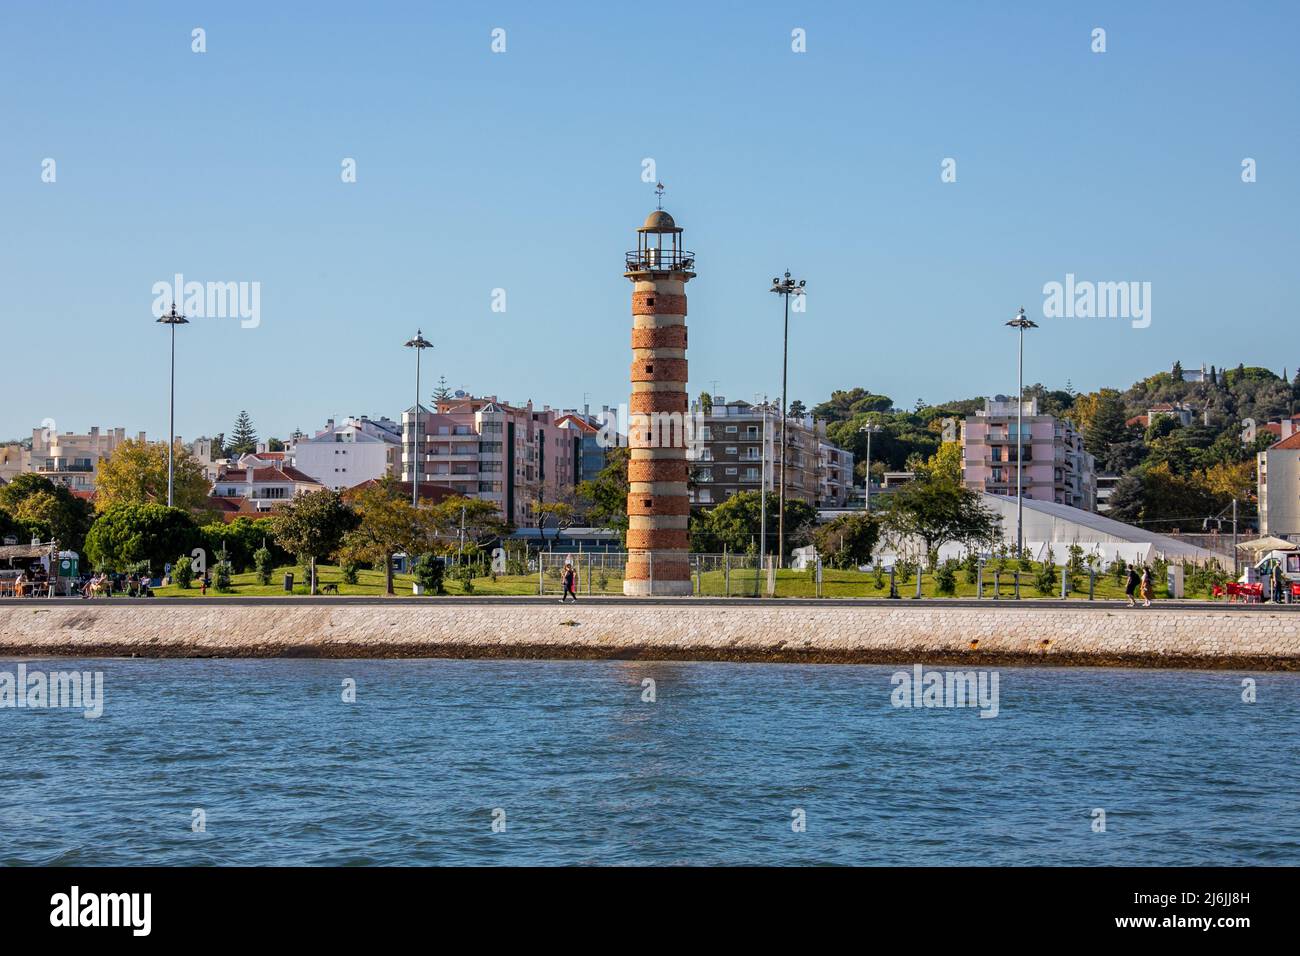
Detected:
left=289, top=415, right=401, bottom=492
left=22, top=426, right=143, bottom=492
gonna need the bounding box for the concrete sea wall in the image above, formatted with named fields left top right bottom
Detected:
left=1, top=601, right=1299, bottom=669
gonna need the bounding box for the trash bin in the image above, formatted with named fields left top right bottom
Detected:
left=284, top=572, right=294, bottom=592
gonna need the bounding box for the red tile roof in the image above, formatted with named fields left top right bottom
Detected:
left=1272, top=432, right=1300, bottom=451
left=346, top=479, right=460, bottom=504
left=217, top=465, right=319, bottom=484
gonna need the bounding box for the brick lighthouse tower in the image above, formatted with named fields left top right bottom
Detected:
left=623, top=189, right=695, bottom=596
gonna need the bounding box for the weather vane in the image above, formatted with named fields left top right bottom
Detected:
left=655, top=181, right=665, bottom=209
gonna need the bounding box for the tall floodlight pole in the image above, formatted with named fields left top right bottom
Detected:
left=770, top=271, right=805, bottom=566
left=404, top=330, right=434, bottom=507
left=759, top=396, right=768, bottom=572
left=1005, top=308, right=1038, bottom=555
left=859, top=423, right=881, bottom=511
left=156, top=303, right=189, bottom=507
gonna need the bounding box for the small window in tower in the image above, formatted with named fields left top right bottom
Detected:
left=646, top=298, right=655, bottom=307
left=645, top=364, right=654, bottom=373
left=643, top=499, right=653, bottom=508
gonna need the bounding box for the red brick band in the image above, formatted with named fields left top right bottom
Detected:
left=627, top=494, right=690, bottom=517
left=630, top=391, right=687, bottom=414
left=625, top=559, right=690, bottom=581
left=630, top=357, right=688, bottom=383
left=631, top=326, right=687, bottom=350
left=628, top=459, right=689, bottom=483
left=632, top=291, right=687, bottom=316
left=625, top=528, right=690, bottom=551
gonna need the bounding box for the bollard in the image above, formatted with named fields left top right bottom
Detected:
left=538, top=562, right=544, bottom=596
left=1088, top=568, right=1095, bottom=601
left=977, top=562, right=984, bottom=599
left=725, top=553, right=730, bottom=597
left=1014, top=570, right=1021, bottom=600
left=993, top=569, right=1001, bottom=600
left=1061, top=567, right=1068, bottom=599
left=889, top=567, right=899, bottom=599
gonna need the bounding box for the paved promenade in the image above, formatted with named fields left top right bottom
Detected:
left=1, top=598, right=1297, bottom=668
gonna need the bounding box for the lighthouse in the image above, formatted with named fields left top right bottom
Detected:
left=623, top=196, right=695, bottom=596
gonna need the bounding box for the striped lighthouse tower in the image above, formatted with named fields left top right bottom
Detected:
left=623, top=195, right=695, bottom=595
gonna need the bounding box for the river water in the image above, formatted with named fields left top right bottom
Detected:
left=2, top=658, right=1296, bottom=865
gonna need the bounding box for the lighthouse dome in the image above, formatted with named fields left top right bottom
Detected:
left=639, top=210, right=681, bottom=233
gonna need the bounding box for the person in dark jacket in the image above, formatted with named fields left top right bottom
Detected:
left=1124, top=565, right=1141, bottom=607
left=559, top=561, right=577, bottom=603
left=1272, top=562, right=1287, bottom=604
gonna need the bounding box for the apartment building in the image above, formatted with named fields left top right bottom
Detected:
left=210, top=461, right=325, bottom=514
left=289, top=415, right=401, bottom=492
left=687, top=397, right=854, bottom=508
left=1258, top=431, right=1300, bottom=539
left=401, top=394, right=580, bottom=528
left=21, top=426, right=144, bottom=492
left=961, top=398, right=1097, bottom=511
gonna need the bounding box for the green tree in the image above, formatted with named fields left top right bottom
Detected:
left=577, top=446, right=630, bottom=545
left=811, top=512, right=879, bottom=569
left=1084, top=389, right=1129, bottom=461
left=95, top=438, right=212, bottom=513
left=340, top=476, right=428, bottom=595
left=268, top=490, right=358, bottom=594
left=691, top=490, right=816, bottom=559
left=0, top=473, right=94, bottom=552
left=229, top=410, right=258, bottom=456
left=84, top=504, right=199, bottom=573
left=881, top=478, right=1001, bottom=559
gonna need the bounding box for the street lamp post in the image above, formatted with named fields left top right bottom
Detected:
left=156, top=303, right=189, bottom=508
left=770, top=271, right=805, bottom=566
left=759, top=396, right=768, bottom=577
left=1005, top=307, right=1038, bottom=556
left=859, top=423, right=881, bottom=511
left=404, top=330, right=434, bottom=507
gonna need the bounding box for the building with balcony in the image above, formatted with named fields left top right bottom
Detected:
left=288, top=415, right=401, bottom=492
left=401, top=394, right=580, bottom=529
left=210, top=462, right=324, bottom=514
left=686, top=397, right=853, bottom=508
left=961, top=398, right=1096, bottom=511
left=26, top=426, right=143, bottom=492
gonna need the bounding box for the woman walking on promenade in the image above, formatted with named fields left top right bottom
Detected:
left=1125, top=565, right=1141, bottom=607
left=559, top=561, right=578, bottom=603
left=1140, top=566, right=1153, bottom=607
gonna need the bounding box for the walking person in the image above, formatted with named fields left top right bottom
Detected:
left=1272, top=561, right=1286, bottom=605
left=559, top=561, right=577, bottom=603
left=1140, top=565, right=1153, bottom=608
left=1124, top=564, right=1140, bottom=607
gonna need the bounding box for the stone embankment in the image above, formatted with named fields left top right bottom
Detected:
left=1, top=600, right=1298, bottom=669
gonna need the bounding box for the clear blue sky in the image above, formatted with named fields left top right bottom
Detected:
left=1, top=1, right=1296, bottom=441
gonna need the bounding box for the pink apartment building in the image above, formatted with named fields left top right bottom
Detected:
left=401, top=394, right=580, bottom=528
left=962, top=398, right=1097, bottom=511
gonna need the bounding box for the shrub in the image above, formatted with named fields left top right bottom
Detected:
left=412, top=554, right=445, bottom=595
left=873, top=562, right=885, bottom=590
left=1111, top=557, right=1127, bottom=586
left=963, top=551, right=980, bottom=585
left=172, top=555, right=193, bottom=589
left=596, top=568, right=610, bottom=592
left=253, top=546, right=274, bottom=585
left=935, top=560, right=958, bottom=596
left=1035, top=551, right=1057, bottom=595
left=213, top=547, right=233, bottom=592
left=341, top=560, right=360, bottom=586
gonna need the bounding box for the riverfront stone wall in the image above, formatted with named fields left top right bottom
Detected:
left=1, top=602, right=1299, bottom=669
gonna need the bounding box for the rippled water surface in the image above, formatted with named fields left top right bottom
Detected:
left=2, top=658, right=1297, bottom=865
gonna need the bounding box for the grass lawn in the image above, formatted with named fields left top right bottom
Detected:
left=152, top=562, right=1210, bottom=600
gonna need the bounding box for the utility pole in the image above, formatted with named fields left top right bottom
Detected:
left=770, top=271, right=805, bottom=566
left=759, top=396, right=768, bottom=583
